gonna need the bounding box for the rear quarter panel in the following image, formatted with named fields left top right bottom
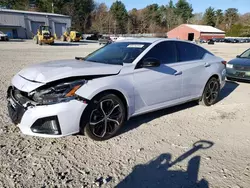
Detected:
left=199, top=55, right=226, bottom=96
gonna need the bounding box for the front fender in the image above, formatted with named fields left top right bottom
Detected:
left=75, top=75, right=135, bottom=118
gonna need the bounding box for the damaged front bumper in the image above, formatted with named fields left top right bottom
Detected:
left=7, top=86, right=87, bottom=137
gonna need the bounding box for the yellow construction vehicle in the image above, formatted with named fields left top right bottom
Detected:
left=61, top=28, right=81, bottom=42
left=34, top=25, right=54, bottom=45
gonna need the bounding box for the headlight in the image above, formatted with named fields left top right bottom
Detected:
left=226, top=64, right=233, bottom=68
left=32, top=80, right=87, bottom=105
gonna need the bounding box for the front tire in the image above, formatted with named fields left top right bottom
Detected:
left=39, top=39, right=42, bottom=45
left=81, top=93, right=126, bottom=141
left=199, top=77, right=220, bottom=106
left=67, top=37, right=72, bottom=42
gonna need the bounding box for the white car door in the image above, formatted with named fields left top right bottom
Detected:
left=133, top=41, right=182, bottom=113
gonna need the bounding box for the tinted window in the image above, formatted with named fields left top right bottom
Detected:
left=176, top=42, right=210, bottom=62
left=142, top=41, right=177, bottom=64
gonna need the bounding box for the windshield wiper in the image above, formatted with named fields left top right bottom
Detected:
left=239, top=57, right=250, bottom=59
left=75, top=57, right=85, bottom=60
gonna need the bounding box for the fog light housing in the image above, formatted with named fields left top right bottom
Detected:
left=31, top=116, right=61, bottom=135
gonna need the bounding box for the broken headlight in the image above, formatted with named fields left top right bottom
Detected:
left=32, top=80, right=87, bottom=105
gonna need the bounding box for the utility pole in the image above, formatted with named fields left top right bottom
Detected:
left=52, top=1, right=54, bottom=13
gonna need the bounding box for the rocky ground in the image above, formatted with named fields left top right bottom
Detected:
left=0, top=40, right=250, bottom=188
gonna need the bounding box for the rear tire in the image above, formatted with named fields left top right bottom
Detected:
left=34, top=36, right=38, bottom=44
left=61, top=36, right=65, bottom=41
left=199, top=77, right=220, bottom=106
left=81, top=93, right=126, bottom=141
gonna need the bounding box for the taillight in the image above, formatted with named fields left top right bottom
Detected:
left=221, top=60, right=227, bottom=65
left=221, top=60, right=227, bottom=66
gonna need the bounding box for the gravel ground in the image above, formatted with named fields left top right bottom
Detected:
left=0, top=40, right=250, bottom=188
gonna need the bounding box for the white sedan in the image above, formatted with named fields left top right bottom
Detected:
left=7, top=38, right=226, bottom=141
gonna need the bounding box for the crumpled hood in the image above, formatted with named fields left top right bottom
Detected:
left=18, top=59, right=122, bottom=83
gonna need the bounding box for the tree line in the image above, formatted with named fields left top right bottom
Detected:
left=0, top=0, right=250, bottom=36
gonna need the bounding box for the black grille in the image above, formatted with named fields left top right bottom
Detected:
left=7, top=87, right=26, bottom=124
left=234, top=65, right=250, bottom=71
left=43, top=34, right=51, bottom=39
left=31, top=116, right=61, bottom=135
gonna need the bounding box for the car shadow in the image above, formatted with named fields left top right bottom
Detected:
left=119, top=81, right=238, bottom=136
left=0, top=39, right=26, bottom=42
left=52, top=42, right=85, bottom=46
left=79, top=40, right=99, bottom=44
left=115, top=140, right=214, bottom=188
left=218, top=80, right=239, bottom=101
left=120, top=101, right=198, bottom=136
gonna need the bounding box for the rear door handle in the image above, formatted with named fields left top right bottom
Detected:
left=204, top=63, right=211, bottom=67
left=174, top=71, right=182, bottom=76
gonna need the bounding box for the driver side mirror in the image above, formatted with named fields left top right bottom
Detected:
left=141, top=58, right=160, bottom=68
left=236, top=55, right=240, bottom=58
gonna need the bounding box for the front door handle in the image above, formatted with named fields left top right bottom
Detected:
left=174, top=71, right=182, bottom=76
left=204, top=63, right=211, bottom=67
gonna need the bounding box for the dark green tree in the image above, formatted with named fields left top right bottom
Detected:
left=225, top=8, right=239, bottom=29
left=215, top=9, right=224, bottom=27
left=33, top=0, right=72, bottom=14
left=71, top=0, right=95, bottom=32
left=128, top=8, right=139, bottom=33
left=175, top=0, right=193, bottom=23
left=110, top=1, right=128, bottom=34
left=165, top=0, right=180, bottom=30
left=203, top=7, right=216, bottom=27
left=0, top=0, right=29, bottom=10
left=169, top=0, right=174, bottom=8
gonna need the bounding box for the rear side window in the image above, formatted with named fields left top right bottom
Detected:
left=143, top=41, right=177, bottom=64
left=176, top=42, right=211, bottom=62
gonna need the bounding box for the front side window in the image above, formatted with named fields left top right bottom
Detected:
left=85, top=42, right=150, bottom=65
left=142, top=41, right=177, bottom=64
left=240, top=49, right=250, bottom=58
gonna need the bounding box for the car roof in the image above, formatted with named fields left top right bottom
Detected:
left=115, top=37, right=170, bottom=43
left=114, top=37, right=195, bottom=44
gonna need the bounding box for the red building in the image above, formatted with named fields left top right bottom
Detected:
left=167, top=24, right=225, bottom=41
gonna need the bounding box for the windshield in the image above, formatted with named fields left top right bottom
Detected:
left=41, top=26, right=50, bottom=31
left=240, top=49, right=250, bottom=58
left=85, top=42, right=150, bottom=65
left=0, top=31, right=3, bottom=34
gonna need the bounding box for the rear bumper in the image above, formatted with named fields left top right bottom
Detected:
left=226, top=75, right=250, bottom=81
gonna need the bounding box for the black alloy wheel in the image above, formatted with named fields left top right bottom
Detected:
left=200, top=77, right=220, bottom=106
left=83, top=94, right=125, bottom=141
